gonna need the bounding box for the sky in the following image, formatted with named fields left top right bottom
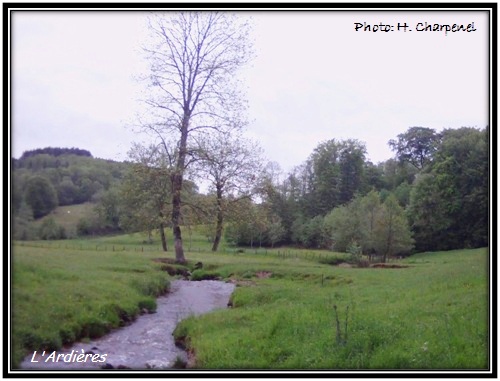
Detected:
left=10, top=8, right=490, bottom=174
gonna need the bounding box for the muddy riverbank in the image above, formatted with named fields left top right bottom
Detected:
left=21, top=280, right=235, bottom=370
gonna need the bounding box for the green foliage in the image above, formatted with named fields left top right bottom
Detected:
left=225, top=199, right=285, bottom=248
left=13, top=150, right=128, bottom=210
left=38, top=217, right=66, bottom=240
left=13, top=202, right=36, bottom=240
left=306, top=139, right=367, bottom=215
left=373, top=194, right=414, bottom=261
left=24, top=176, right=58, bottom=218
left=57, top=178, right=79, bottom=206
left=324, top=197, right=365, bottom=252
left=388, top=126, right=441, bottom=170
left=408, top=127, right=488, bottom=251
left=324, top=192, right=413, bottom=260
left=291, top=215, right=327, bottom=248
left=94, top=188, right=122, bottom=232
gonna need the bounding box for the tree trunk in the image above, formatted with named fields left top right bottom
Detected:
left=211, top=214, right=223, bottom=252
left=212, top=187, right=224, bottom=252
left=172, top=172, right=186, bottom=264
left=159, top=222, right=168, bottom=252
left=171, top=116, right=189, bottom=264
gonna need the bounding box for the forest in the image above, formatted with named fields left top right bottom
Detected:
left=12, top=124, right=489, bottom=260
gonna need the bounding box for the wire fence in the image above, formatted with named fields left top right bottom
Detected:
left=13, top=241, right=341, bottom=261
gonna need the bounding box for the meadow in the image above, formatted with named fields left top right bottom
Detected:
left=11, top=231, right=489, bottom=370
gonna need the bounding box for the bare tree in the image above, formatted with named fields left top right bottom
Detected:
left=197, top=132, right=264, bottom=251
left=138, top=12, right=253, bottom=263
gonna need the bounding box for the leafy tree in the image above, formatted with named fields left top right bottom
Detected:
left=360, top=190, right=382, bottom=256
left=393, top=181, right=412, bottom=207
left=407, top=173, right=450, bottom=251
left=24, top=176, right=58, bottom=218
left=304, top=139, right=367, bottom=216
left=388, top=126, right=441, bottom=170
left=57, top=178, right=79, bottom=206
left=324, top=196, right=365, bottom=252
left=338, top=139, right=367, bottom=204
left=139, top=12, right=254, bottom=263
left=94, top=188, right=122, bottom=234
left=260, top=168, right=303, bottom=245
left=196, top=132, right=263, bottom=251
left=373, top=194, right=414, bottom=261
left=408, top=127, right=488, bottom=250
left=267, top=217, right=286, bottom=248
left=225, top=199, right=261, bottom=248
left=120, top=144, right=173, bottom=251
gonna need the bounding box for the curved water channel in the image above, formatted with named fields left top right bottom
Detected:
left=21, top=280, right=235, bottom=370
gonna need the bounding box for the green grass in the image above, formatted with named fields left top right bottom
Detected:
left=173, top=247, right=489, bottom=370
left=11, top=243, right=171, bottom=368
left=11, top=234, right=489, bottom=370
left=33, top=202, right=96, bottom=237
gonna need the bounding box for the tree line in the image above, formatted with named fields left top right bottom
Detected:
left=237, top=126, right=488, bottom=256
left=19, top=147, right=92, bottom=160
left=11, top=12, right=489, bottom=263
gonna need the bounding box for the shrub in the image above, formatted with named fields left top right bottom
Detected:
left=38, top=217, right=66, bottom=240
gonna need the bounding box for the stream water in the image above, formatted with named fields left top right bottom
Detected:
left=20, top=280, right=235, bottom=370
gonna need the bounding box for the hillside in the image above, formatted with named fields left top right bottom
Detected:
left=12, top=148, right=131, bottom=240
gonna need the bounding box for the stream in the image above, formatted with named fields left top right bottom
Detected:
left=20, top=280, right=235, bottom=370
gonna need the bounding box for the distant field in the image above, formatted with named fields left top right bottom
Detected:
left=32, top=202, right=96, bottom=237
left=10, top=235, right=489, bottom=371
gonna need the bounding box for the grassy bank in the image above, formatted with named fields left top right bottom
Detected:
left=174, top=247, right=489, bottom=370
left=11, top=243, right=171, bottom=368
left=11, top=235, right=489, bottom=370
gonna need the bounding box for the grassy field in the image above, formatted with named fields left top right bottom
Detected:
left=11, top=242, right=170, bottom=368
left=173, top=247, right=489, bottom=370
left=32, top=202, right=96, bottom=237
left=11, top=232, right=489, bottom=370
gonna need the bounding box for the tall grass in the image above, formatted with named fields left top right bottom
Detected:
left=174, top=248, right=489, bottom=370
left=11, top=243, right=170, bottom=368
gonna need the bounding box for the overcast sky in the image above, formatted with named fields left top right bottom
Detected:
left=10, top=9, right=489, bottom=173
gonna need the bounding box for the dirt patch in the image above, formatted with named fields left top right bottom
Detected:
left=370, top=263, right=409, bottom=269
left=255, top=271, right=273, bottom=279
left=336, top=263, right=354, bottom=268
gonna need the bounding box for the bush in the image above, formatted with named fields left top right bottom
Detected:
left=38, top=217, right=66, bottom=240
